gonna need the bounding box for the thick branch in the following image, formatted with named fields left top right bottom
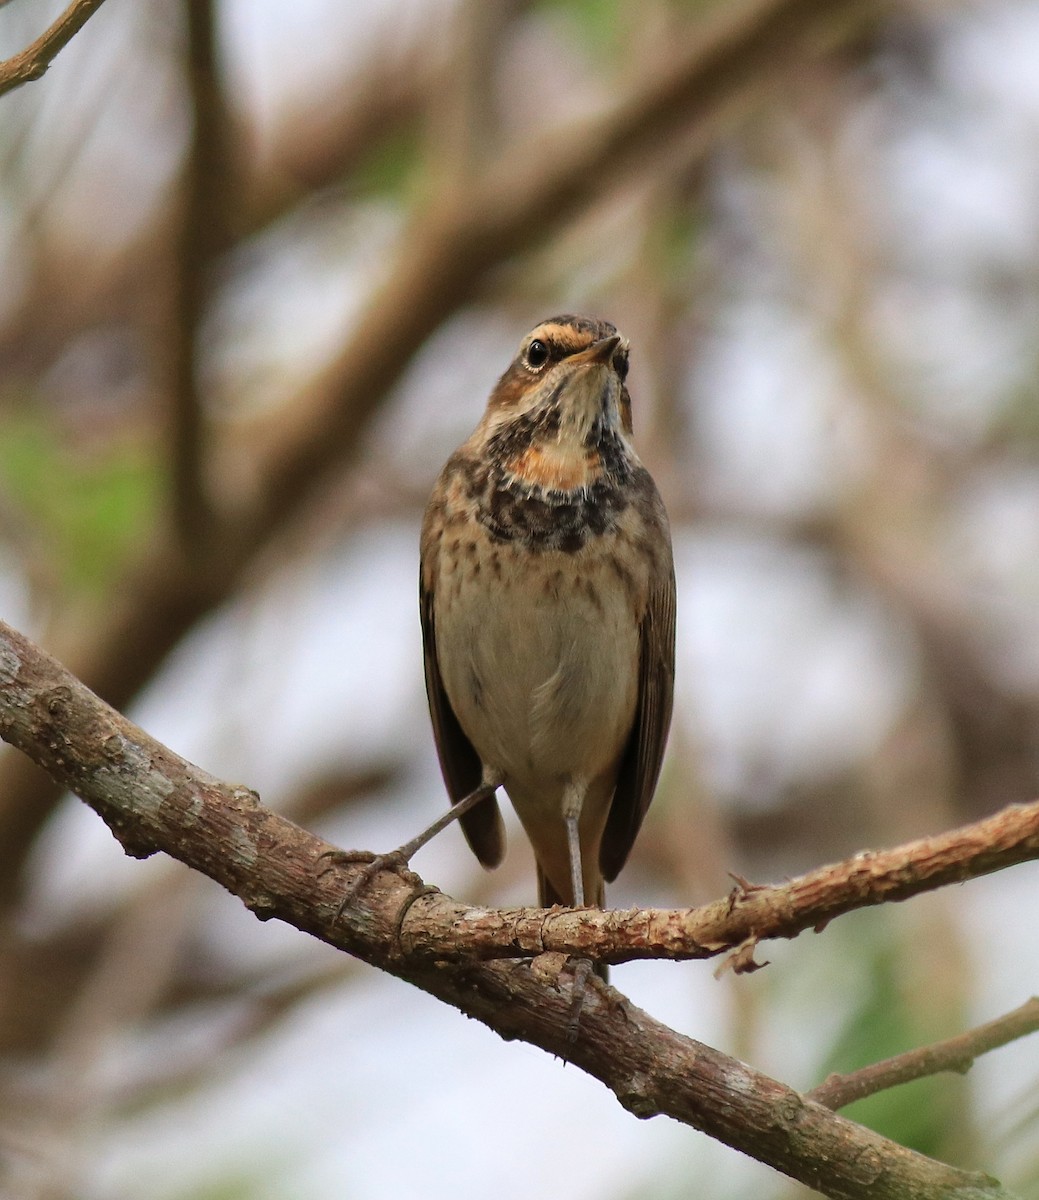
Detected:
left=807, top=998, right=1039, bottom=1112
left=0, top=0, right=109, bottom=98
left=0, top=618, right=1019, bottom=1200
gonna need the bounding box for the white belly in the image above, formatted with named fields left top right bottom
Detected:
left=435, top=544, right=640, bottom=799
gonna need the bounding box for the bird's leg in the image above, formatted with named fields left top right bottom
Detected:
left=562, top=789, right=595, bottom=1042
left=319, top=781, right=499, bottom=920
left=566, top=809, right=586, bottom=908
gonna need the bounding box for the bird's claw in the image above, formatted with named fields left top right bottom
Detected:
left=316, top=847, right=375, bottom=878
left=565, top=958, right=594, bottom=1044
left=318, top=847, right=411, bottom=923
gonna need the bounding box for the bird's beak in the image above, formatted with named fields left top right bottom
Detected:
left=568, top=334, right=621, bottom=368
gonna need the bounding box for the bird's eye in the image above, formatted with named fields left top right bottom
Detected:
left=614, top=349, right=629, bottom=381
left=525, top=339, right=550, bottom=370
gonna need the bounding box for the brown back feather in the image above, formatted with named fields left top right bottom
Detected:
left=599, top=563, right=676, bottom=883
left=419, top=578, right=505, bottom=868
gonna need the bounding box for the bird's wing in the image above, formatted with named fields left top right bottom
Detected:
left=599, top=553, right=676, bottom=883
left=419, top=545, right=504, bottom=869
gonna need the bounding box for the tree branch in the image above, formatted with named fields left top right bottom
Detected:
left=0, top=0, right=110, bottom=98
left=395, top=799, right=1039, bottom=965
left=0, top=618, right=1022, bottom=1200
left=807, top=998, right=1039, bottom=1112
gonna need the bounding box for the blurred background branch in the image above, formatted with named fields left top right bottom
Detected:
left=163, top=0, right=230, bottom=549
left=808, top=998, right=1039, bottom=1112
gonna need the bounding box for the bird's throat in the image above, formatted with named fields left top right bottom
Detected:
left=503, top=440, right=602, bottom=493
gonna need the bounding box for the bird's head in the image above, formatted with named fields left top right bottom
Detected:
left=479, top=316, right=634, bottom=492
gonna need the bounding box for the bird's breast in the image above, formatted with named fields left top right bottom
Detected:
left=430, top=506, right=650, bottom=794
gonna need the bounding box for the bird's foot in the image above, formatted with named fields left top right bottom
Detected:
left=317, top=846, right=412, bottom=922
left=320, top=785, right=500, bottom=922
left=565, top=958, right=595, bottom=1043
left=529, top=953, right=600, bottom=1043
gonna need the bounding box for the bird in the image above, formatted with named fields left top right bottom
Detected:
left=417, top=315, right=676, bottom=948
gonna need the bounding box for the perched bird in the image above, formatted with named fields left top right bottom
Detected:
left=418, top=315, right=676, bottom=928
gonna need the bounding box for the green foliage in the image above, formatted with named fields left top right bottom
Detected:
left=818, top=930, right=965, bottom=1159
left=991, top=372, right=1039, bottom=445
left=183, top=1179, right=260, bottom=1200
left=354, top=124, right=422, bottom=199
left=0, top=412, right=158, bottom=596
left=170, top=1144, right=299, bottom=1200
left=536, top=0, right=626, bottom=59
left=648, top=202, right=704, bottom=287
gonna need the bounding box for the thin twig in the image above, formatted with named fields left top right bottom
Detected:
left=0, top=0, right=110, bottom=99
left=394, top=800, right=1039, bottom=964
left=807, top=998, right=1039, bottom=1111
left=0, top=617, right=1016, bottom=1200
